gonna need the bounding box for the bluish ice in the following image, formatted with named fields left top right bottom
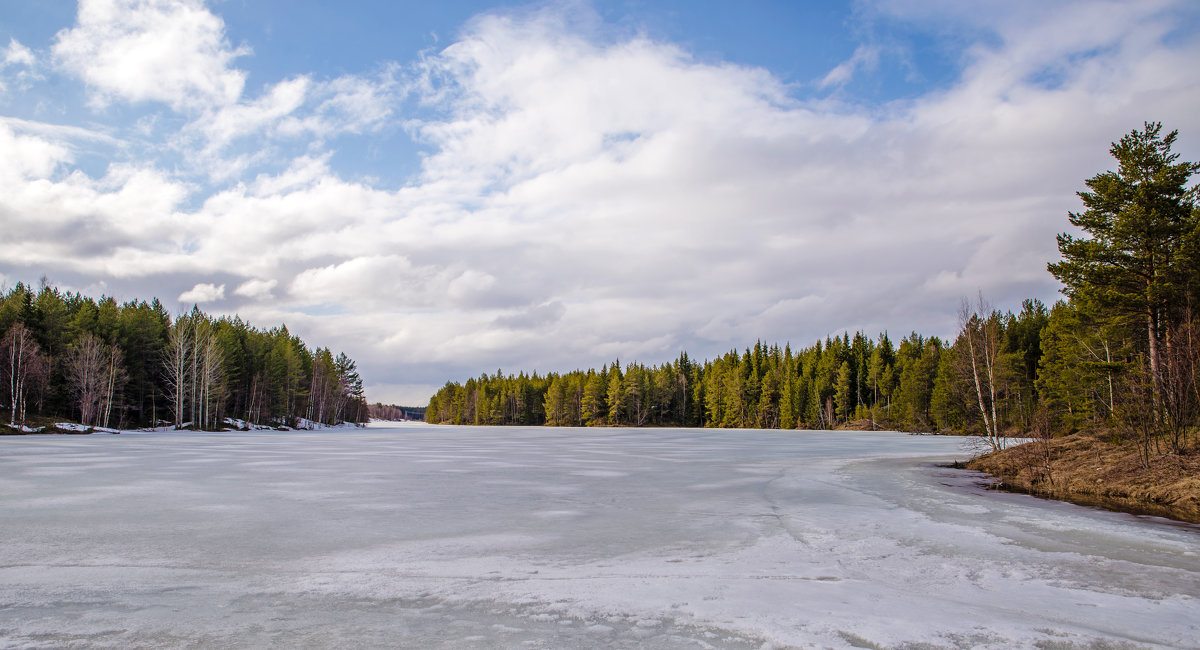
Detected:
left=1, top=425, right=1197, bottom=648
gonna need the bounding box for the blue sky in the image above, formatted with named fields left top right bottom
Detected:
left=2, top=0, right=1199, bottom=405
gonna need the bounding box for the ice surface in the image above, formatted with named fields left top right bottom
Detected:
left=1, top=426, right=1196, bottom=648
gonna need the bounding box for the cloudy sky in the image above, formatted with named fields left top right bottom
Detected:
left=2, top=1, right=1198, bottom=405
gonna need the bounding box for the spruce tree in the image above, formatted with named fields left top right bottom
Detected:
left=834, top=361, right=853, bottom=424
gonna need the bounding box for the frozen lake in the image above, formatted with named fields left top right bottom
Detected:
left=1, top=425, right=1197, bottom=648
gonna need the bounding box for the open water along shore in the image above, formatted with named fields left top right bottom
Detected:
left=1, top=426, right=1197, bottom=648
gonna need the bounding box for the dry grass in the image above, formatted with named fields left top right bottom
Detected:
left=838, top=418, right=879, bottom=431
left=967, top=433, right=1200, bottom=523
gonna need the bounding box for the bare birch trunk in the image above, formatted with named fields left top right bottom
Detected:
left=960, top=295, right=1002, bottom=452
left=4, top=324, right=39, bottom=426
left=164, top=318, right=192, bottom=428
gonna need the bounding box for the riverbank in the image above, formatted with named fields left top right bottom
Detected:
left=966, top=433, right=1200, bottom=524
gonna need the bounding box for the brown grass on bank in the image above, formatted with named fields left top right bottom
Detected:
left=967, top=433, right=1200, bottom=524
left=837, top=418, right=879, bottom=431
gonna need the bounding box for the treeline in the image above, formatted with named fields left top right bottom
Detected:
left=424, top=301, right=1047, bottom=437
left=428, top=122, right=1200, bottom=462
left=368, top=403, right=425, bottom=420
left=2, top=282, right=367, bottom=430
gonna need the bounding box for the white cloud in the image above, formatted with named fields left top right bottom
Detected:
left=234, top=278, right=277, bottom=300
left=249, top=154, right=330, bottom=196
left=3, top=38, right=36, bottom=67
left=819, top=45, right=880, bottom=89
left=277, top=70, right=401, bottom=140
left=0, top=122, right=189, bottom=276
left=289, top=256, right=505, bottom=311
left=179, top=282, right=225, bottom=303
left=3, top=1, right=1199, bottom=405
left=342, top=1, right=1196, bottom=382
left=0, top=122, right=72, bottom=181
left=189, top=167, right=400, bottom=279
left=52, top=0, right=247, bottom=111
left=0, top=39, right=43, bottom=96
left=191, top=76, right=311, bottom=150
left=0, top=116, right=121, bottom=146
left=291, top=255, right=419, bottom=306
left=174, top=68, right=400, bottom=181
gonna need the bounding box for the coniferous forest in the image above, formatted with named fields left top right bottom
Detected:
left=424, top=321, right=1042, bottom=442
left=1, top=286, right=367, bottom=431
left=427, top=122, right=1200, bottom=464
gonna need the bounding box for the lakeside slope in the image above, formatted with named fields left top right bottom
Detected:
left=967, top=435, right=1200, bottom=524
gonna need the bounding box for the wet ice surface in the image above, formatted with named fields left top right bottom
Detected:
left=1, top=426, right=1197, bottom=648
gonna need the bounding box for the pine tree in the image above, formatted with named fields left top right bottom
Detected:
left=1048, top=122, right=1199, bottom=411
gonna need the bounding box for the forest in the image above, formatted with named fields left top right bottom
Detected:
left=1, top=286, right=368, bottom=431
left=427, top=122, right=1200, bottom=462
left=423, top=313, right=1043, bottom=444
left=368, top=402, right=425, bottom=421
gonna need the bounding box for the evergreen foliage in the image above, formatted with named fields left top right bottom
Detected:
left=0, top=282, right=367, bottom=429
left=1049, top=122, right=1200, bottom=416
left=1045, top=122, right=1200, bottom=457
left=425, top=325, right=1041, bottom=432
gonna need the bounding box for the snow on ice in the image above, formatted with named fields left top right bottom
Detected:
left=0, top=426, right=1196, bottom=648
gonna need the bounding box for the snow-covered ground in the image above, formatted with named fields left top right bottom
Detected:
left=366, top=417, right=427, bottom=427
left=52, top=422, right=121, bottom=434
left=0, top=426, right=1195, bottom=648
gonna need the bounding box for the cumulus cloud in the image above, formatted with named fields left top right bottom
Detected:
left=0, top=121, right=189, bottom=275
left=188, top=168, right=401, bottom=282
left=330, top=0, right=1195, bottom=393
left=179, top=282, right=225, bottom=303
left=3, top=0, right=1199, bottom=406
left=291, top=256, right=415, bottom=306
left=52, top=0, right=247, bottom=111
left=234, top=278, right=277, bottom=300
left=0, top=122, right=72, bottom=181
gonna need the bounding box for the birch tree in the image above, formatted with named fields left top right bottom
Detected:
left=163, top=316, right=192, bottom=428
left=65, top=332, right=106, bottom=426
left=958, top=294, right=1004, bottom=451
left=3, top=322, right=46, bottom=427
left=197, top=330, right=224, bottom=429
left=99, top=343, right=126, bottom=428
